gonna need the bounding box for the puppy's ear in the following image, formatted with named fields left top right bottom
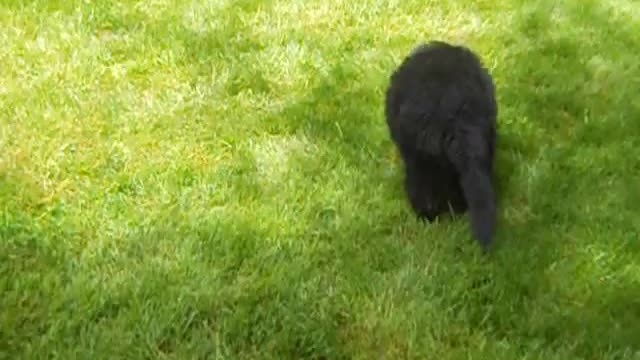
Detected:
left=447, top=130, right=496, bottom=251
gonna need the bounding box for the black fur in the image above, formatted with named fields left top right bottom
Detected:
left=385, top=41, right=498, bottom=251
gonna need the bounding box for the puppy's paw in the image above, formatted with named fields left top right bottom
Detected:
left=416, top=212, right=436, bottom=223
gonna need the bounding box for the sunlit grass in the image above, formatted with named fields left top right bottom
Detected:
left=1, top=0, right=639, bottom=358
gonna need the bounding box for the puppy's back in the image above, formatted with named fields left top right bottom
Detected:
left=386, top=41, right=495, bottom=125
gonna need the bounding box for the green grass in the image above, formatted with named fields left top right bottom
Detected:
left=1, top=0, right=640, bottom=358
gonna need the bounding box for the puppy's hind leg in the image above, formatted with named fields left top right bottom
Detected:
left=403, top=162, right=438, bottom=223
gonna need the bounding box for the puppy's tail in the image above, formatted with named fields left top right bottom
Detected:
left=447, top=128, right=497, bottom=251
left=459, top=163, right=496, bottom=251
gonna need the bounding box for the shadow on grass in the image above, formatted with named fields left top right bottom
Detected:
left=97, top=217, right=352, bottom=359
left=240, top=0, right=640, bottom=357
left=474, top=0, right=640, bottom=356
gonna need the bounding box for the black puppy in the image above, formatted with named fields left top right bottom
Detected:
left=385, top=41, right=498, bottom=250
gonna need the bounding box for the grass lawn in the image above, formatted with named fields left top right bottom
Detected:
left=1, top=0, right=640, bottom=358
